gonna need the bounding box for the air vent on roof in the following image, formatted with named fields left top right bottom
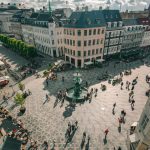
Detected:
left=96, top=18, right=101, bottom=24
left=72, top=19, right=76, bottom=24
left=87, top=18, right=91, bottom=25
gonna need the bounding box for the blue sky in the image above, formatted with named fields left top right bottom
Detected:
left=0, top=0, right=149, bottom=12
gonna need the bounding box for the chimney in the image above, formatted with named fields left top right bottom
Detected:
left=99, top=6, right=102, bottom=10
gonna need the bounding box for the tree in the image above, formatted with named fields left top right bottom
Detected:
left=18, top=82, right=25, bottom=91
left=27, top=45, right=37, bottom=58
left=14, top=93, right=25, bottom=108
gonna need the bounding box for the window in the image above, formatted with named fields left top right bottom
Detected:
left=70, top=40, right=72, bottom=46
left=97, top=39, right=100, bottom=44
left=93, top=40, right=95, bottom=45
left=84, top=30, right=87, bottom=36
left=67, top=39, right=69, bottom=45
left=78, top=41, right=81, bottom=47
left=52, top=40, right=54, bottom=45
left=77, top=30, right=81, bottom=36
left=78, top=51, right=81, bottom=56
left=73, top=30, right=75, bottom=35
left=84, top=51, right=86, bottom=56
left=64, top=29, right=66, bottom=34
left=98, top=29, right=101, bottom=34
left=70, top=30, right=72, bottom=35
left=102, top=29, right=104, bottom=34
left=92, top=49, right=95, bottom=55
left=93, top=29, right=96, bottom=35
left=88, top=40, right=91, bottom=46
left=89, top=30, right=92, bottom=35
left=51, top=31, right=53, bottom=35
left=100, top=48, right=102, bottom=53
left=96, top=49, right=98, bottom=54
left=64, top=39, right=66, bottom=44
left=84, top=41, right=87, bottom=46
left=88, top=50, right=91, bottom=56
left=141, top=114, right=149, bottom=130
left=73, top=40, right=75, bottom=46
left=73, top=50, right=75, bottom=56
left=108, top=22, right=111, bottom=28
left=101, top=39, right=103, bottom=44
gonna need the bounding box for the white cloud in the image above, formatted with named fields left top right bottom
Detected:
left=0, top=0, right=149, bottom=11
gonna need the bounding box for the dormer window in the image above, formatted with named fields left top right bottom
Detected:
left=96, top=18, right=100, bottom=24
left=107, top=22, right=111, bottom=28
left=87, top=18, right=91, bottom=25
left=119, top=21, right=122, bottom=27
left=72, top=19, right=76, bottom=24
left=114, top=22, right=117, bottom=27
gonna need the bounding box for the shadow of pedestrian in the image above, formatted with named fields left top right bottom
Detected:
left=85, top=140, right=90, bottom=150
left=118, top=126, right=121, bottom=133
left=64, top=127, right=78, bottom=148
left=80, top=138, right=85, bottom=149
left=63, top=105, right=75, bottom=118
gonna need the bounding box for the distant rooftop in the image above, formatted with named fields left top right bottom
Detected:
left=64, top=10, right=106, bottom=28
left=123, top=19, right=138, bottom=26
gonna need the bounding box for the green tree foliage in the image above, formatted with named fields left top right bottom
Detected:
left=14, top=93, right=25, bottom=108
left=0, top=34, right=37, bottom=58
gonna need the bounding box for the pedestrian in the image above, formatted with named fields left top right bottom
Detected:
left=126, top=81, right=128, bottom=89
left=75, top=121, right=78, bottom=128
left=118, top=146, right=121, bottom=150
left=83, top=132, right=86, bottom=139
left=128, top=82, right=130, bottom=90
left=46, top=79, right=48, bottom=87
left=62, top=76, right=64, bottom=82
left=104, top=129, right=109, bottom=139
left=131, top=99, right=135, bottom=107
left=86, top=81, right=88, bottom=88
left=131, top=85, right=134, bottom=90
left=121, top=82, right=123, bottom=90
left=46, top=94, right=49, bottom=101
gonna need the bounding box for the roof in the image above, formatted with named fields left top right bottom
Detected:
left=137, top=18, right=150, bottom=26
left=36, top=12, right=51, bottom=21
left=123, top=19, right=138, bottom=26
left=65, top=10, right=106, bottom=28
left=102, top=10, right=122, bottom=22
left=30, top=12, right=39, bottom=18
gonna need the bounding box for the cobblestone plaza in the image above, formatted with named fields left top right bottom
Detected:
left=1, top=46, right=150, bottom=149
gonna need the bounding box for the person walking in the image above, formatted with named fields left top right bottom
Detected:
left=121, top=82, right=123, bottom=90
left=112, top=102, right=116, bottom=114
left=62, top=76, right=64, bottom=82
left=131, top=99, right=135, bottom=109
left=104, top=129, right=109, bottom=139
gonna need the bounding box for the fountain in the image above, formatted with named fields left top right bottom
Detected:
left=66, top=72, right=88, bottom=102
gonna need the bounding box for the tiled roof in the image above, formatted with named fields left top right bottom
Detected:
left=64, top=10, right=106, bottom=28
left=123, top=19, right=138, bottom=26
left=137, top=18, right=150, bottom=26
left=30, top=12, right=39, bottom=18
left=102, top=10, right=122, bottom=22
left=36, top=12, right=51, bottom=21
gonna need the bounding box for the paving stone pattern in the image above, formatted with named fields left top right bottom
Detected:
left=1, top=46, right=150, bottom=149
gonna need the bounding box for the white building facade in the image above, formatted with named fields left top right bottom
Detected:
left=103, top=10, right=123, bottom=59
left=121, top=19, right=144, bottom=58
left=128, top=98, right=150, bottom=150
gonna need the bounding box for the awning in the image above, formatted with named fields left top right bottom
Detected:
left=129, top=133, right=140, bottom=143
left=84, top=61, right=93, bottom=65
left=96, top=59, right=105, bottom=63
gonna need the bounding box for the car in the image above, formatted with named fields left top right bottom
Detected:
left=0, top=76, right=9, bottom=86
